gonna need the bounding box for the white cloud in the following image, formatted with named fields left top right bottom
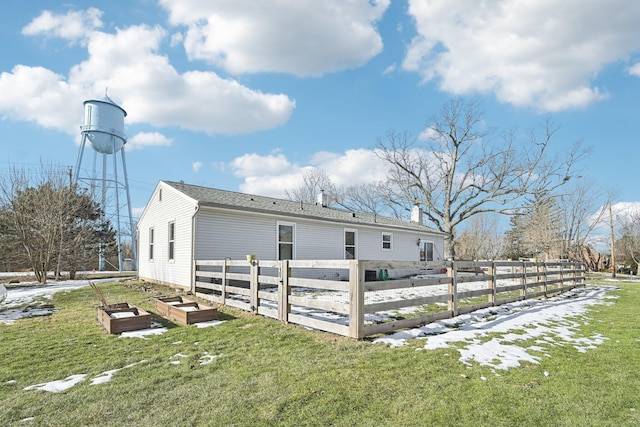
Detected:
left=127, top=132, right=173, bottom=150
left=403, top=0, right=640, bottom=111
left=0, top=65, right=83, bottom=130
left=159, top=0, right=390, bottom=76
left=586, top=201, right=640, bottom=251
left=628, top=63, right=640, bottom=77
left=606, top=202, right=640, bottom=227
left=0, top=9, right=295, bottom=137
left=230, top=153, right=296, bottom=178
left=192, top=161, right=203, bottom=173
left=417, top=127, right=439, bottom=141
left=228, top=149, right=390, bottom=197
left=318, top=149, right=389, bottom=186
left=382, top=64, right=396, bottom=75
left=21, top=8, right=103, bottom=43
left=589, top=201, right=640, bottom=229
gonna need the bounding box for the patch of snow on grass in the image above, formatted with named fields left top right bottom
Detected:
left=90, top=360, right=147, bottom=385
left=199, top=352, right=222, bottom=365
left=195, top=320, right=225, bottom=328
left=374, top=285, right=616, bottom=372
left=119, top=323, right=168, bottom=339
left=24, top=374, right=87, bottom=393
left=24, top=360, right=148, bottom=392
left=1, top=307, right=56, bottom=325
left=0, top=278, right=117, bottom=324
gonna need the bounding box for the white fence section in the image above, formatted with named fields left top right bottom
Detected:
left=193, top=259, right=585, bottom=339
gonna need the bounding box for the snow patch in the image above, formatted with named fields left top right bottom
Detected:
left=374, top=285, right=616, bottom=372
left=24, top=374, right=87, bottom=393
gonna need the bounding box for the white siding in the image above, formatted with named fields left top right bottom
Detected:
left=352, top=228, right=445, bottom=262
left=296, top=221, right=344, bottom=259
left=137, top=183, right=197, bottom=288
left=194, top=207, right=445, bottom=263
left=194, top=209, right=275, bottom=260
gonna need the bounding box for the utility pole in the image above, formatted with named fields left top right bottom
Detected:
left=609, top=202, right=616, bottom=278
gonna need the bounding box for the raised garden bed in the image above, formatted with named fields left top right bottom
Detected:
left=154, top=296, right=217, bottom=325
left=97, top=302, right=151, bottom=334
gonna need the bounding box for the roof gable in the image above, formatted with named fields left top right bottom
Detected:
left=162, top=181, right=443, bottom=235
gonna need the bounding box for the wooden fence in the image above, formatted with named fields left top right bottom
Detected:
left=192, top=259, right=585, bottom=339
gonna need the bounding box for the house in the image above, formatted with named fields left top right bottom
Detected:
left=136, top=181, right=446, bottom=289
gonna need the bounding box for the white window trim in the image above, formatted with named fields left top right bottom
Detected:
left=149, top=227, right=154, bottom=262
left=382, top=232, right=393, bottom=251
left=168, top=221, right=175, bottom=262
left=344, top=228, right=358, bottom=260
left=277, top=221, right=296, bottom=260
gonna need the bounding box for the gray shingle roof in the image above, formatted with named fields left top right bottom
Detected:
left=163, top=181, right=442, bottom=234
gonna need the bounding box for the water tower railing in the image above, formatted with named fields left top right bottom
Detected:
left=81, top=124, right=127, bottom=141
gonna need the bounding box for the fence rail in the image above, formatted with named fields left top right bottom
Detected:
left=193, top=259, right=585, bottom=339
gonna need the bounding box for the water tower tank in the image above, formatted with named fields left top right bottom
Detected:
left=82, top=95, right=127, bottom=154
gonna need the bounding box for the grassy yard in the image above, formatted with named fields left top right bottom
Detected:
left=1, top=279, right=638, bottom=426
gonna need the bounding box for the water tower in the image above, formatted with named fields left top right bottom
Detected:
left=74, top=94, right=137, bottom=271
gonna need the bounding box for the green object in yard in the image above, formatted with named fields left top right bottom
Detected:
left=378, top=269, right=389, bottom=281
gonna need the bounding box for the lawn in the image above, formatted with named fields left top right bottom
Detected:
left=0, top=279, right=638, bottom=426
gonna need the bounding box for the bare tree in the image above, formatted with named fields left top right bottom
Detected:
left=0, top=166, right=68, bottom=283
left=0, top=164, right=113, bottom=282
left=455, top=213, right=505, bottom=260
left=0, top=205, right=26, bottom=271
left=507, top=179, right=606, bottom=262
left=509, top=192, right=564, bottom=260
left=335, top=181, right=410, bottom=219
left=558, top=178, right=607, bottom=261
left=617, top=212, right=640, bottom=275
left=376, top=98, right=587, bottom=258
left=284, top=168, right=338, bottom=205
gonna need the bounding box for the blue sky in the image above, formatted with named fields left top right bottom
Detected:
left=1, top=0, right=639, bottom=232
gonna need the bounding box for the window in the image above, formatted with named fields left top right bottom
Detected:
left=278, top=222, right=295, bottom=260
left=420, top=241, right=434, bottom=262
left=345, top=229, right=357, bottom=259
left=149, top=227, right=154, bottom=261
left=382, top=233, right=392, bottom=251
left=168, top=221, right=175, bottom=261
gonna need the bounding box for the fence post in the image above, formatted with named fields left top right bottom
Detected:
left=448, top=260, right=458, bottom=316
left=348, top=260, right=364, bottom=339
left=520, top=261, right=527, bottom=299
left=541, top=262, right=548, bottom=297
left=488, top=261, right=496, bottom=305
left=192, top=260, right=197, bottom=294
left=221, top=258, right=228, bottom=303
left=250, top=260, right=259, bottom=313
left=278, top=260, right=290, bottom=323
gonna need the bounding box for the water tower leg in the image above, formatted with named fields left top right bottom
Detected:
left=99, top=152, right=108, bottom=271
left=111, top=137, right=124, bottom=271
left=120, top=147, right=137, bottom=271
left=74, top=134, right=89, bottom=184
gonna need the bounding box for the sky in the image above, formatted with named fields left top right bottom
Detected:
left=1, top=0, right=639, bottom=228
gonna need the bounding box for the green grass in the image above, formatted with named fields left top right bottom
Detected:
left=1, top=279, right=639, bottom=426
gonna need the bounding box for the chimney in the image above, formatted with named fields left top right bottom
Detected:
left=411, top=205, right=423, bottom=225
left=317, top=190, right=328, bottom=207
